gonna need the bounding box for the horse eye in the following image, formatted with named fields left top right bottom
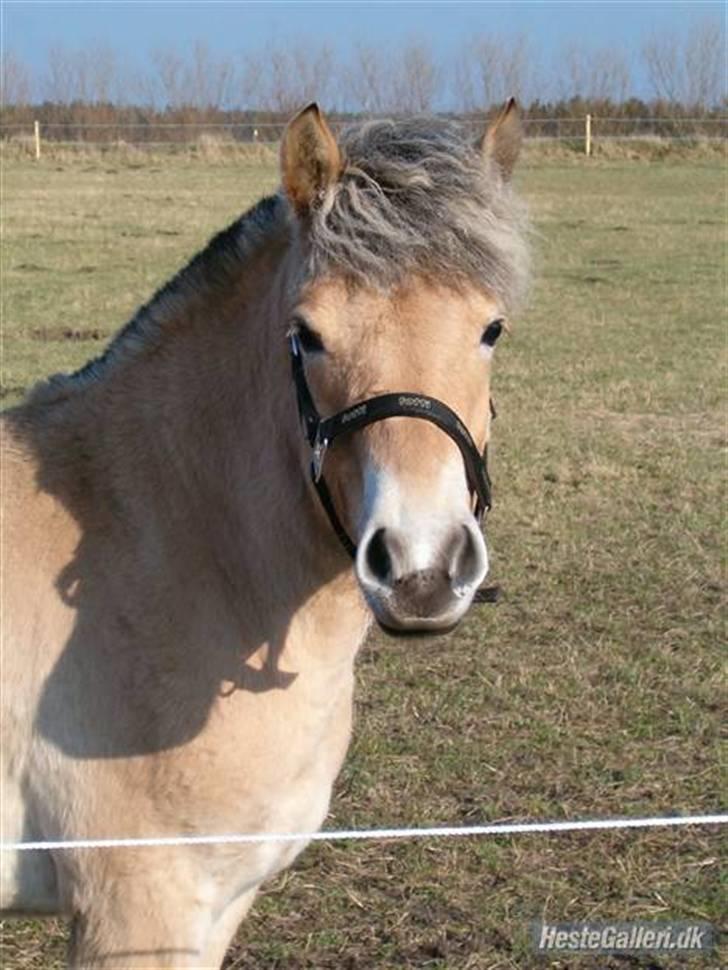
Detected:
left=481, top=319, right=504, bottom=347
left=294, top=319, right=325, bottom=354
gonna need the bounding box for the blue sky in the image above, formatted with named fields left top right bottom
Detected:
left=3, top=1, right=725, bottom=103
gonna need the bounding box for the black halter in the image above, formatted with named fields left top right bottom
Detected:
left=289, top=332, right=495, bottom=560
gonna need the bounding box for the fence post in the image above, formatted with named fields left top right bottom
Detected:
left=585, top=114, right=592, bottom=157
left=34, top=120, right=41, bottom=160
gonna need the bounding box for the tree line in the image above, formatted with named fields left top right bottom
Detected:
left=1, top=19, right=725, bottom=140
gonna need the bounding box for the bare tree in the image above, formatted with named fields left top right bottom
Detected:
left=44, top=45, right=76, bottom=102
left=188, top=41, right=234, bottom=109
left=1, top=50, right=33, bottom=106
left=684, top=19, right=724, bottom=107
left=151, top=43, right=234, bottom=109
left=643, top=34, right=681, bottom=104
left=237, top=50, right=263, bottom=108
left=453, top=34, right=535, bottom=112
left=344, top=42, right=392, bottom=114
left=42, top=43, right=122, bottom=104
left=344, top=40, right=438, bottom=115
left=644, top=17, right=725, bottom=109
left=390, top=40, right=439, bottom=114
left=247, top=40, right=337, bottom=114
left=295, top=43, right=337, bottom=109
left=128, top=59, right=158, bottom=107
left=266, top=45, right=300, bottom=114
left=85, top=44, right=118, bottom=103
left=25, top=28, right=728, bottom=120
left=403, top=41, right=439, bottom=113
left=559, top=42, right=631, bottom=103
left=151, top=48, right=185, bottom=107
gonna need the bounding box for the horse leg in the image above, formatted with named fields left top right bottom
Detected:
left=67, top=884, right=261, bottom=969
left=197, top=888, right=259, bottom=968
left=67, top=882, right=217, bottom=969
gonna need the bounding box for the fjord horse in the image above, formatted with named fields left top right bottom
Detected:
left=1, top=102, right=528, bottom=966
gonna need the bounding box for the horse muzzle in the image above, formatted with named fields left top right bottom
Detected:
left=356, top=519, right=488, bottom=635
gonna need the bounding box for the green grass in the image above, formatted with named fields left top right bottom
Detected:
left=1, top=154, right=725, bottom=969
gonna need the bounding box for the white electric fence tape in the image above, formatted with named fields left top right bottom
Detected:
left=1, top=813, right=725, bottom=852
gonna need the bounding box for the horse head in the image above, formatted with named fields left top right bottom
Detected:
left=279, top=103, right=528, bottom=635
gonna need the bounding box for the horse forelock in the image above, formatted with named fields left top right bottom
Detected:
left=304, top=118, right=530, bottom=312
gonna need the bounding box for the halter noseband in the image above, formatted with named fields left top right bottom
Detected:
left=289, top=332, right=494, bottom=560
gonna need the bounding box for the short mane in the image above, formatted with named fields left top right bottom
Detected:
left=27, top=194, right=287, bottom=404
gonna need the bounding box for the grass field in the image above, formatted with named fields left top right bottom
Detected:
left=1, top=151, right=725, bottom=969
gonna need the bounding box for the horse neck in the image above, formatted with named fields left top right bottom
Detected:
left=66, top=238, right=365, bottom=653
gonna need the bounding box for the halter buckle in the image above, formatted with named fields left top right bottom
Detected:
left=311, top=431, right=329, bottom=482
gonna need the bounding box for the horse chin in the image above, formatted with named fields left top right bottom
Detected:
left=375, top=617, right=462, bottom=639
left=367, top=598, right=470, bottom=639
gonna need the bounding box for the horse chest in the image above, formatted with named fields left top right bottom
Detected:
left=156, top=656, right=356, bottom=835
left=147, top=659, right=358, bottom=893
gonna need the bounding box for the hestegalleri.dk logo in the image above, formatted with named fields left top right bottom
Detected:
left=532, top=920, right=715, bottom=954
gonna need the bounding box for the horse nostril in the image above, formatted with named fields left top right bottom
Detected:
left=447, top=524, right=486, bottom=591
left=365, top=527, right=392, bottom=584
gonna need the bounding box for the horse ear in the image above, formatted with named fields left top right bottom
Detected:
left=280, top=103, right=343, bottom=215
left=481, top=98, right=522, bottom=180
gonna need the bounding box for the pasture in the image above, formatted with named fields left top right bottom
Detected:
left=1, top=151, right=724, bottom=968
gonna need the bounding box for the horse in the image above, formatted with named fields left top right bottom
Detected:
left=1, top=101, right=529, bottom=967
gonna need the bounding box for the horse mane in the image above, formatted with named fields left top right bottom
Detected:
left=27, top=194, right=288, bottom=405
left=26, top=117, right=529, bottom=406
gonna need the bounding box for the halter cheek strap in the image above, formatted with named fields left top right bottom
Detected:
left=289, top=333, right=494, bottom=561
